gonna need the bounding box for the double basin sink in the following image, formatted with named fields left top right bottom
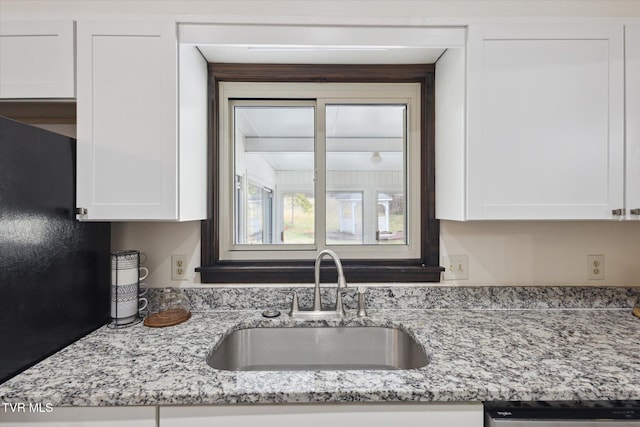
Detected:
left=207, top=326, right=429, bottom=371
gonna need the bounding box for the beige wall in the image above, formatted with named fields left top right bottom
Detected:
left=440, top=221, right=640, bottom=286
left=112, top=222, right=202, bottom=287
left=111, top=221, right=640, bottom=287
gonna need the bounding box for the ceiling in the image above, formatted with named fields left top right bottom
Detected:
left=236, top=105, right=406, bottom=171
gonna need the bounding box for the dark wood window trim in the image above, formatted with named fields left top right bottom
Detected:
left=197, top=63, right=443, bottom=283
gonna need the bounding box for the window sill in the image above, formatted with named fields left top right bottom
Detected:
left=197, top=262, right=444, bottom=283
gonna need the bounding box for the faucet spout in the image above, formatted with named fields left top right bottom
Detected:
left=313, top=249, right=347, bottom=312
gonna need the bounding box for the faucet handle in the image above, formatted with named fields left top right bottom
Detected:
left=357, top=287, right=368, bottom=318
left=278, top=290, right=299, bottom=316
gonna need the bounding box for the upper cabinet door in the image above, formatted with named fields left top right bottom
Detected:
left=466, top=23, right=625, bottom=220
left=76, top=21, right=178, bottom=221
left=0, top=20, right=75, bottom=99
left=626, top=25, right=640, bottom=220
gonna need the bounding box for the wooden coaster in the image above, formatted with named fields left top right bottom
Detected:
left=144, top=309, right=191, bottom=328
left=633, top=307, right=640, bottom=319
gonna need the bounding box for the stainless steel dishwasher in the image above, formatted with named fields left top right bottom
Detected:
left=485, top=401, right=640, bottom=426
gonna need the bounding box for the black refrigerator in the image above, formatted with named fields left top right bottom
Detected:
left=0, top=116, right=110, bottom=384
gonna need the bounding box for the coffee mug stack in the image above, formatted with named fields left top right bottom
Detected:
left=110, top=250, right=149, bottom=326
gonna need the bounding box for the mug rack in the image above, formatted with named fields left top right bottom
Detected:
left=108, top=250, right=148, bottom=329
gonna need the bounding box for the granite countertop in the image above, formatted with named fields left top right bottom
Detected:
left=1, top=286, right=640, bottom=406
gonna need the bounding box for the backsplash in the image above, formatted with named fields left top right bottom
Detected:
left=149, top=286, right=640, bottom=312
left=112, top=221, right=640, bottom=287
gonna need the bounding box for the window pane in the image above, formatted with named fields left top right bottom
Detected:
left=282, top=192, right=315, bottom=244
left=246, top=183, right=264, bottom=244
left=377, top=192, right=405, bottom=244
left=326, top=192, right=363, bottom=244
left=237, top=182, right=274, bottom=245
left=233, top=105, right=315, bottom=245
left=325, top=104, right=407, bottom=245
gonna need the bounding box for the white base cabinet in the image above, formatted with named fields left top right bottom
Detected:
left=0, top=406, right=155, bottom=427
left=159, top=403, right=484, bottom=427
left=437, top=23, right=627, bottom=220
left=0, top=21, right=75, bottom=99
left=75, top=20, right=207, bottom=221
left=0, top=404, right=483, bottom=427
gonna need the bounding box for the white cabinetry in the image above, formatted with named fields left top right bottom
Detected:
left=0, top=21, right=75, bottom=99
left=437, top=23, right=626, bottom=220
left=159, top=403, right=484, bottom=427
left=76, top=21, right=206, bottom=221
left=626, top=25, right=640, bottom=219
left=0, top=406, right=155, bottom=427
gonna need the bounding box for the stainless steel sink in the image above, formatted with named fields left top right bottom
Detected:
left=207, top=326, right=429, bottom=371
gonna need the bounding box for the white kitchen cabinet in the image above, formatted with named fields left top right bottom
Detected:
left=0, top=406, right=155, bottom=427
left=0, top=21, right=75, bottom=99
left=159, top=403, right=484, bottom=427
left=76, top=20, right=207, bottom=221
left=436, top=23, right=626, bottom=220
left=626, top=25, right=640, bottom=219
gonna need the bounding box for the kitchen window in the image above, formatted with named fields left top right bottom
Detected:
left=198, top=64, right=441, bottom=283
left=223, top=87, right=418, bottom=260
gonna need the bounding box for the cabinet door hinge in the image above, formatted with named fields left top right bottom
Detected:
left=75, top=207, right=88, bottom=215
left=630, top=208, right=640, bottom=216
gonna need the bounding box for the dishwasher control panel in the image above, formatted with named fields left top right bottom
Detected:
left=485, top=401, right=640, bottom=426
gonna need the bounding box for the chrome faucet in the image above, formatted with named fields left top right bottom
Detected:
left=282, top=249, right=348, bottom=320
left=313, top=249, right=347, bottom=316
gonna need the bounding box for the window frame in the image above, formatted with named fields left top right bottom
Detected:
left=198, top=63, right=442, bottom=283
left=221, top=84, right=420, bottom=260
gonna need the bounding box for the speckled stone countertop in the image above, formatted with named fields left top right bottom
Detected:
left=1, top=286, right=640, bottom=406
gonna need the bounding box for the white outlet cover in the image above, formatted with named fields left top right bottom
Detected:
left=171, top=254, right=188, bottom=281
left=587, top=254, right=604, bottom=280
left=443, top=255, right=469, bottom=280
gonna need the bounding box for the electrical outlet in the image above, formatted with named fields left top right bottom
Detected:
left=587, top=255, right=604, bottom=280
left=443, top=255, right=469, bottom=280
left=171, top=254, right=188, bottom=281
